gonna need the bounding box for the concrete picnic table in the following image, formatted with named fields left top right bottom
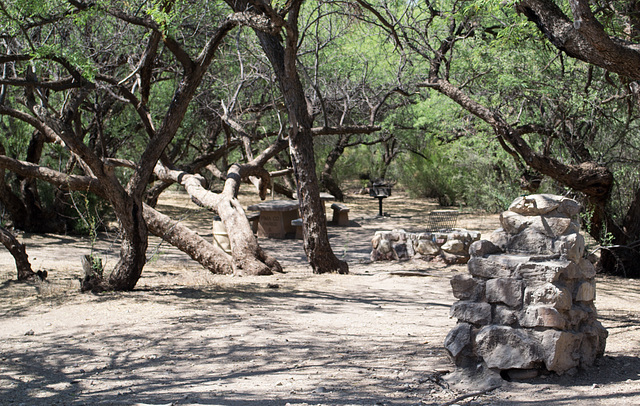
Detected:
left=247, top=199, right=300, bottom=239
left=247, top=193, right=335, bottom=239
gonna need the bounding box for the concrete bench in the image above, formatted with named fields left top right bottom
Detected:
left=331, top=203, right=350, bottom=226
left=291, top=218, right=303, bottom=239
left=246, top=211, right=260, bottom=234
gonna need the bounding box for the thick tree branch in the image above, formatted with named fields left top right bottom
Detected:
left=517, top=0, right=640, bottom=79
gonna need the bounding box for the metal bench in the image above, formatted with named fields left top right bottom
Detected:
left=425, top=210, right=459, bottom=232
left=330, top=203, right=350, bottom=226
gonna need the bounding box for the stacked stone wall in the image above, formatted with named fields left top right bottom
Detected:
left=445, top=194, right=607, bottom=376
left=371, top=229, right=481, bottom=264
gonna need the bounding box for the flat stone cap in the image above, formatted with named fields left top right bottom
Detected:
left=248, top=200, right=299, bottom=212
left=509, top=194, right=580, bottom=217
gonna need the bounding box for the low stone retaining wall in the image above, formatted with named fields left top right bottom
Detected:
left=370, top=229, right=481, bottom=264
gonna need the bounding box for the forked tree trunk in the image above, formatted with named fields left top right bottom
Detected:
left=155, top=164, right=282, bottom=275
left=252, top=14, right=348, bottom=274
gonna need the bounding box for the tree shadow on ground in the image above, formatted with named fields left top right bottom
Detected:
left=0, top=277, right=456, bottom=406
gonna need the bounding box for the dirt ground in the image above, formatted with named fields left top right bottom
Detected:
left=1, top=188, right=640, bottom=406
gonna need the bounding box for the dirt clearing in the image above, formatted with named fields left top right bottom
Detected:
left=1, top=190, right=640, bottom=405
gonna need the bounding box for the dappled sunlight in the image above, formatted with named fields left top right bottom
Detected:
left=1, top=190, right=639, bottom=405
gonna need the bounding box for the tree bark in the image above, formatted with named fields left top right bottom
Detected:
left=143, top=203, right=234, bottom=274
left=320, top=135, right=349, bottom=201
left=154, top=163, right=282, bottom=275
left=516, top=0, right=640, bottom=80
left=0, top=226, right=35, bottom=280
left=247, top=4, right=347, bottom=274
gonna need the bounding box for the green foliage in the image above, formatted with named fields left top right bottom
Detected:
left=398, top=148, right=462, bottom=206
left=146, top=0, right=180, bottom=36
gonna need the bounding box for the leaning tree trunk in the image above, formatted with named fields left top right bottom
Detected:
left=0, top=226, right=35, bottom=280
left=154, top=163, right=282, bottom=275
left=143, top=203, right=234, bottom=274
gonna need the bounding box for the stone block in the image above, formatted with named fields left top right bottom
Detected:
left=450, top=274, right=485, bottom=301
left=389, top=229, right=406, bottom=241
left=556, top=233, right=585, bottom=262
left=577, top=258, right=597, bottom=279
left=493, top=305, right=518, bottom=325
left=500, top=210, right=529, bottom=234
left=432, top=232, right=448, bottom=244
left=535, top=329, right=582, bottom=374
left=371, top=233, right=382, bottom=249
left=377, top=239, right=393, bottom=255
left=502, top=210, right=578, bottom=239
left=442, top=251, right=470, bottom=265
left=509, top=194, right=580, bottom=217
left=415, top=239, right=440, bottom=255
left=506, top=227, right=555, bottom=254
left=580, top=321, right=608, bottom=363
left=575, top=281, right=596, bottom=302
left=515, top=259, right=573, bottom=283
left=469, top=240, right=502, bottom=257
left=392, top=242, right=410, bottom=260
left=444, top=322, right=475, bottom=366
left=476, top=325, right=543, bottom=370
left=488, top=229, right=509, bottom=250
left=450, top=301, right=491, bottom=325
left=566, top=306, right=592, bottom=330
left=442, top=238, right=467, bottom=255
left=486, top=278, right=523, bottom=308
left=524, top=283, right=572, bottom=311
left=519, top=305, right=566, bottom=329
left=468, top=254, right=530, bottom=279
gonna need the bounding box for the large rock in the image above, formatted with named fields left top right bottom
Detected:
left=468, top=254, right=530, bottom=279
left=442, top=238, right=467, bottom=255
left=450, top=301, right=491, bottom=325
left=476, top=326, right=543, bottom=370
left=578, top=322, right=609, bottom=367
left=509, top=194, right=581, bottom=217
left=515, top=259, right=574, bottom=283
left=469, top=240, right=502, bottom=257
left=485, top=278, right=523, bottom=308
left=524, top=283, right=572, bottom=310
left=575, top=281, right=596, bottom=302
left=493, top=305, right=518, bottom=325
left=519, top=305, right=566, bottom=329
left=535, top=329, right=582, bottom=374
left=450, top=274, right=485, bottom=301
left=415, top=239, right=440, bottom=256
left=501, top=210, right=578, bottom=238
left=444, top=323, right=475, bottom=366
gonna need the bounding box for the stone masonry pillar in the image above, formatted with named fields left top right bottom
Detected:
left=444, top=194, right=607, bottom=376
